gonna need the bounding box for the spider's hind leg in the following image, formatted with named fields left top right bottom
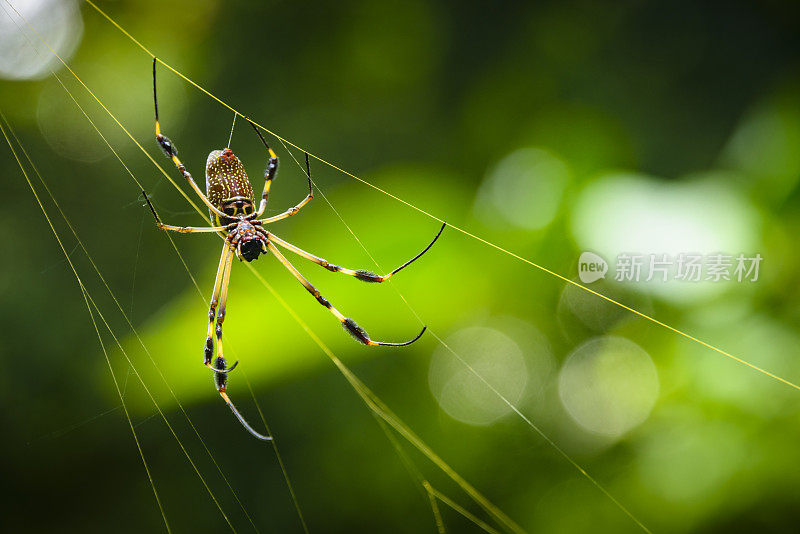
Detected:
left=268, top=222, right=446, bottom=283
left=266, top=241, right=426, bottom=346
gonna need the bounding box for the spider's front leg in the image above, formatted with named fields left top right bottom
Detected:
left=248, top=120, right=279, bottom=218
left=255, top=153, right=314, bottom=224
left=142, top=190, right=231, bottom=233
left=205, top=242, right=238, bottom=373
left=152, top=58, right=230, bottom=221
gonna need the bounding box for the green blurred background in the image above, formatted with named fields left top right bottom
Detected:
left=2, top=0, right=800, bottom=532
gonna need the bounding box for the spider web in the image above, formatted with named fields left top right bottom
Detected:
left=4, top=1, right=799, bottom=533
left=1, top=4, right=531, bottom=533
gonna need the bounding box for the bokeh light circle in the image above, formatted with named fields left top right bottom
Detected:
left=559, top=336, right=659, bottom=437
left=0, top=0, right=83, bottom=81
left=475, top=148, right=569, bottom=230
left=429, top=326, right=527, bottom=426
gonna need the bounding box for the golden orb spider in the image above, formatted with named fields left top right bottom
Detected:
left=143, top=59, right=444, bottom=440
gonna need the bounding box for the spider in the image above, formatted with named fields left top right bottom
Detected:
left=143, top=59, right=445, bottom=440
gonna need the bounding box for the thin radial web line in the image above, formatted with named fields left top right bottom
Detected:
left=0, top=13, right=264, bottom=526
left=12, top=2, right=770, bottom=531
left=227, top=112, right=237, bottom=149
left=241, top=266, right=527, bottom=534
left=27, top=405, right=121, bottom=445
left=5, top=4, right=526, bottom=533
left=2, top=8, right=288, bottom=529
left=14, top=112, right=299, bottom=533
left=0, top=121, right=171, bottom=534
left=6, top=4, right=409, bottom=532
left=81, top=293, right=238, bottom=534
left=225, top=122, right=306, bottom=534
left=83, top=290, right=173, bottom=533
left=243, top=375, right=309, bottom=534
left=426, top=483, right=446, bottom=534
left=2, top=0, right=209, bottom=224
left=0, top=115, right=241, bottom=534
left=371, top=416, right=449, bottom=534
left=274, top=140, right=463, bottom=534
left=3, top=129, right=239, bottom=534
left=427, top=484, right=503, bottom=534
left=10, top=4, right=632, bottom=532
left=79, top=0, right=800, bottom=395
left=4, top=118, right=261, bottom=532
left=275, top=140, right=651, bottom=533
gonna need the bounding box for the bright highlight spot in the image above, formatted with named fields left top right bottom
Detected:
left=429, top=326, right=527, bottom=426
left=559, top=336, right=658, bottom=437
left=570, top=172, right=760, bottom=303
left=0, top=0, right=83, bottom=80
left=475, top=148, right=569, bottom=230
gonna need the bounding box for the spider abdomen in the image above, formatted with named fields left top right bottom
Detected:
left=205, top=148, right=254, bottom=222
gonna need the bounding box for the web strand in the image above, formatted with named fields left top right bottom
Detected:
left=79, top=0, right=800, bottom=395
left=13, top=2, right=788, bottom=531
left=3, top=117, right=254, bottom=531
left=227, top=112, right=237, bottom=149
left=275, top=139, right=650, bottom=532
left=4, top=2, right=522, bottom=532
left=243, top=374, right=309, bottom=534
left=6, top=2, right=748, bottom=530
left=0, top=118, right=172, bottom=534
left=0, top=7, right=266, bottom=527
left=241, top=265, right=527, bottom=533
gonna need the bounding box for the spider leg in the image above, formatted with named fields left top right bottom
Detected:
left=152, top=58, right=229, bottom=220
left=220, top=391, right=272, bottom=441
left=205, top=243, right=238, bottom=373
left=248, top=120, right=279, bottom=218
left=266, top=242, right=426, bottom=346
left=156, top=224, right=231, bottom=234
left=256, top=153, right=314, bottom=224
left=213, top=357, right=272, bottom=441
left=207, top=254, right=270, bottom=441
left=143, top=190, right=231, bottom=233
left=212, top=244, right=237, bottom=371
left=267, top=222, right=445, bottom=283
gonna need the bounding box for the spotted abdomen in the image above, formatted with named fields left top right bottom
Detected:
left=206, top=148, right=255, bottom=222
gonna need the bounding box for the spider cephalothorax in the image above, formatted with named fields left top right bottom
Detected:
left=229, top=219, right=268, bottom=262
left=145, top=58, right=444, bottom=440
